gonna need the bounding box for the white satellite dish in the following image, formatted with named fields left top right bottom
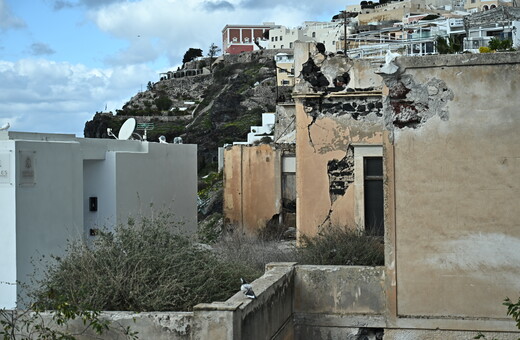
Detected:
left=158, top=135, right=167, bottom=144
left=118, top=118, right=136, bottom=140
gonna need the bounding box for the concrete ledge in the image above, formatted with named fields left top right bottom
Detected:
left=384, top=328, right=520, bottom=340
left=35, top=311, right=193, bottom=340
left=294, top=266, right=386, bottom=315
left=294, top=312, right=386, bottom=328
left=396, top=52, right=520, bottom=70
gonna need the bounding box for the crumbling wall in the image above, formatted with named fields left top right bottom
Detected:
left=382, top=53, right=520, bottom=332
left=223, top=144, right=282, bottom=234
left=293, top=42, right=386, bottom=239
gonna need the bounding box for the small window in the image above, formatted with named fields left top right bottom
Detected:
left=280, top=36, right=283, bottom=41
left=281, top=45, right=284, bottom=48
left=364, top=157, right=384, bottom=236
left=290, top=42, right=293, bottom=48
left=312, top=32, right=316, bottom=38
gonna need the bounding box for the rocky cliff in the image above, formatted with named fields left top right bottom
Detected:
left=84, top=50, right=280, bottom=173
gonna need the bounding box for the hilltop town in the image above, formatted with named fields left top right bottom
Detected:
left=1, top=0, right=520, bottom=339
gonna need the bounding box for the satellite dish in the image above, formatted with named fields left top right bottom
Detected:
left=158, top=135, right=167, bottom=144
left=173, top=136, right=183, bottom=144
left=118, top=118, right=136, bottom=140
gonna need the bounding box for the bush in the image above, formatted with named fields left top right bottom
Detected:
left=479, top=46, right=492, bottom=53
left=32, top=214, right=260, bottom=312
left=488, top=37, right=514, bottom=51
left=297, top=226, right=384, bottom=266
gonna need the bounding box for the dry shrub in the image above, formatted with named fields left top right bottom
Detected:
left=297, top=226, right=384, bottom=266
left=212, top=231, right=297, bottom=273
left=32, top=215, right=259, bottom=312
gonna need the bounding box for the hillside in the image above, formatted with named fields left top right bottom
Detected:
left=84, top=50, right=280, bottom=173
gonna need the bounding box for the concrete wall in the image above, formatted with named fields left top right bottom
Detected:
left=192, top=263, right=296, bottom=340
left=33, top=312, right=193, bottom=340
left=382, top=53, right=520, bottom=332
left=0, top=140, right=17, bottom=308
left=83, top=156, right=117, bottom=233
left=223, top=144, right=282, bottom=234
left=294, top=266, right=386, bottom=339
left=115, top=143, right=198, bottom=232
left=14, top=140, right=84, bottom=305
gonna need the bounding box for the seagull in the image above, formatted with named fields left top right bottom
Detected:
left=240, top=278, right=257, bottom=299
left=0, top=122, right=10, bottom=131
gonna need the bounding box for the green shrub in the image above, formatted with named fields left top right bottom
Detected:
left=297, top=226, right=384, bottom=266
left=32, top=214, right=260, bottom=312
left=489, top=37, right=514, bottom=51
left=154, top=96, right=173, bottom=111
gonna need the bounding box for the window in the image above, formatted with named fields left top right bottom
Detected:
left=364, top=157, right=384, bottom=236
left=312, top=32, right=316, bottom=38
left=353, top=145, right=384, bottom=236
left=281, top=45, right=284, bottom=48
left=290, top=42, right=293, bottom=48
left=280, top=36, right=283, bottom=41
left=281, top=80, right=291, bottom=85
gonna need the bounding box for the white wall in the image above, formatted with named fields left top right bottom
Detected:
left=0, top=141, right=17, bottom=309
left=83, top=155, right=117, bottom=234
left=15, top=140, right=84, bottom=306
left=115, top=143, right=197, bottom=233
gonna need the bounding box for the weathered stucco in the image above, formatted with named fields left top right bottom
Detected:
left=382, top=53, right=520, bottom=330
left=295, top=94, right=384, bottom=238
left=223, top=144, right=282, bottom=234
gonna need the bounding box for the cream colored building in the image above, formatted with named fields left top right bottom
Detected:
left=275, top=53, right=295, bottom=86
left=268, top=21, right=349, bottom=53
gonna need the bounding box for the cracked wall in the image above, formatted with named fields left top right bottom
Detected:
left=294, top=44, right=385, bottom=238
left=381, top=53, right=520, bottom=329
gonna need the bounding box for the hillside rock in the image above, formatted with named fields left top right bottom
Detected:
left=85, top=50, right=280, bottom=173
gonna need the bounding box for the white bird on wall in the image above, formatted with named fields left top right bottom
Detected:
left=240, top=278, right=257, bottom=299
left=0, top=122, right=10, bottom=131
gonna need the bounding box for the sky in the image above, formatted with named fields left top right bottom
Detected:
left=0, top=0, right=347, bottom=136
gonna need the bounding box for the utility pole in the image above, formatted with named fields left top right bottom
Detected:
left=342, top=10, right=348, bottom=56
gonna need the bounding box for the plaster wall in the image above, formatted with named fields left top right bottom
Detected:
left=83, top=156, right=117, bottom=233
left=14, top=140, right=84, bottom=305
left=0, top=140, right=16, bottom=309
left=295, top=95, right=384, bottom=238
left=383, top=53, right=520, bottom=328
left=115, top=143, right=197, bottom=232
left=223, top=144, right=281, bottom=234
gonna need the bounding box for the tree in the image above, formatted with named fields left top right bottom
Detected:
left=435, top=36, right=461, bottom=54
left=207, top=43, right=221, bottom=71
left=182, top=48, right=203, bottom=65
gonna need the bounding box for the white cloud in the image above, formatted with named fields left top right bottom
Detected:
left=89, top=0, right=342, bottom=66
left=0, top=0, right=26, bottom=31
left=0, top=59, right=157, bottom=135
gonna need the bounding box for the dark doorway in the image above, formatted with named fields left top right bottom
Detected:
left=364, top=157, right=384, bottom=236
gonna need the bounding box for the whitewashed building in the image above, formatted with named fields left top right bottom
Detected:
left=0, top=131, right=197, bottom=308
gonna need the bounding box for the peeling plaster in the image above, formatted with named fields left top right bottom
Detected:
left=381, top=73, right=454, bottom=136
left=328, top=146, right=355, bottom=203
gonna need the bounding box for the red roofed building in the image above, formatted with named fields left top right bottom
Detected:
left=222, top=23, right=280, bottom=55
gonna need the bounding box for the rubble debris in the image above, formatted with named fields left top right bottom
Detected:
left=327, top=146, right=355, bottom=203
